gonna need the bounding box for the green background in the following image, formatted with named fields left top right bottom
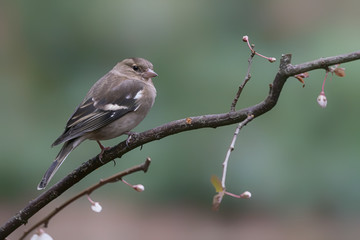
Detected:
left=1, top=0, right=360, bottom=239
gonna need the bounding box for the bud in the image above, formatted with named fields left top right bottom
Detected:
left=240, top=191, right=252, bottom=199
left=242, top=35, right=249, bottom=42
left=268, top=57, right=276, bottom=63
left=91, top=202, right=102, bottom=213
left=317, top=92, right=327, bottom=108
left=133, top=184, right=145, bottom=192
left=296, top=72, right=310, bottom=79
left=30, top=229, right=53, bottom=240
left=334, top=67, right=346, bottom=77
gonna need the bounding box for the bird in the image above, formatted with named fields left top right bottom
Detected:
left=37, top=58, right=158, bottom=190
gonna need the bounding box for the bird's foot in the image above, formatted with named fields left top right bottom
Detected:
left=96, top=140, right=110, bottom=163
left=124, top=131, right=137, bottom=148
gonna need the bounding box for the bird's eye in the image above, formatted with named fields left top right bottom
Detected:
left=132, top=65, right=140, bottom=71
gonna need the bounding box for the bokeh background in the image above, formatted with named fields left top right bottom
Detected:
left=1, top=0, right=360, bottom=239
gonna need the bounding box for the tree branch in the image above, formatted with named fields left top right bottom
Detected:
left=1, top=50, right=360, bottom=239
left=19, top=158, right=151, bottom=240
left=221, top=114, right=254, bottom=188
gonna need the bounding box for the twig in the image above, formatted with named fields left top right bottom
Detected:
left=19, top=158, right=151, bottom=240
left=230, top=52, right=255, bottom=111
left=221, top=115, right=254, bottom=189
left=231, top=36, right=277, bottom=111
left=242, top=35, right=276, bottom=63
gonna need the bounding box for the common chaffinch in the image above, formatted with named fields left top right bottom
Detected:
left=37, top=58, right=157, bottom=190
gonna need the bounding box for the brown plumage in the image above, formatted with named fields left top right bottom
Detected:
left=37, top=58, right=157, bottom=190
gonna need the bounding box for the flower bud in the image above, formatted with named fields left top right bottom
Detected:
left=317, top=92, right=327, bottom=108
left=240, top=191, right=252, bottom=199
left=334, top=67, right=346, bottom=77
left=91, top=202, right=102, bottom=213
left=133, top=184, right=145, bottom=192
left=31, top=229, right=53, bottom=240
left=242, top=35, right=249, bottom=42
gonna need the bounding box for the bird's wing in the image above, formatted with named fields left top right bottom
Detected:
left=52, top=79, right=145, bottom=146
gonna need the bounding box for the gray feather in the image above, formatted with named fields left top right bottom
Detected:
left=38, top=138, right=83, bottom=190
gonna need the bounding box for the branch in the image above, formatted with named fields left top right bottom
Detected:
left=230, top=49, right=255, bottom=111
left=19, top=158, right=151, bottom=240
left=221, top=114, right=254, bottom=189
left=1, top=50, right=360, bottom=239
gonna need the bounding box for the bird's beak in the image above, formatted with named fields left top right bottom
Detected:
left=142, top=68, right=158, bottom=79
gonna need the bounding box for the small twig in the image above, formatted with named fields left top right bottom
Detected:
left=231, top=36, right=277, bottom=112
left=242, top=35, right=276, bottom=63
left=230, top=52, right=255, bottom=111
left=221, top=115, right=254, bottom=189
left=20, top=158, right=151, bottom=240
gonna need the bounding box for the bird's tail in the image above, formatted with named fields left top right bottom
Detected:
left=37, top=139, right=81, bottom=190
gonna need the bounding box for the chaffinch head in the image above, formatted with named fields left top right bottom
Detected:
left=38, top=58, right=157, bottom=190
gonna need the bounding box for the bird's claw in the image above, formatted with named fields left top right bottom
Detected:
left=97, top=140, right=110, bottom=163
left=125, top=131, right=136, bottom=148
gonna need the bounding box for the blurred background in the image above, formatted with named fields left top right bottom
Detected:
left=1, top=0, right=360, bottom=239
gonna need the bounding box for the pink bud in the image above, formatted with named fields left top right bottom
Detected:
left=91, top=202, right=102, bottom=213
left=268, top=57, right=276, bottom=63
left=242, top=35, right=249, bottom=42
left=317, top=92, right=327, bottom=108
left=240, top=191, right=252, bottom=199
left=133, top=184, right=145, bottom=192
left=30, top=229, right=53, bottom=240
